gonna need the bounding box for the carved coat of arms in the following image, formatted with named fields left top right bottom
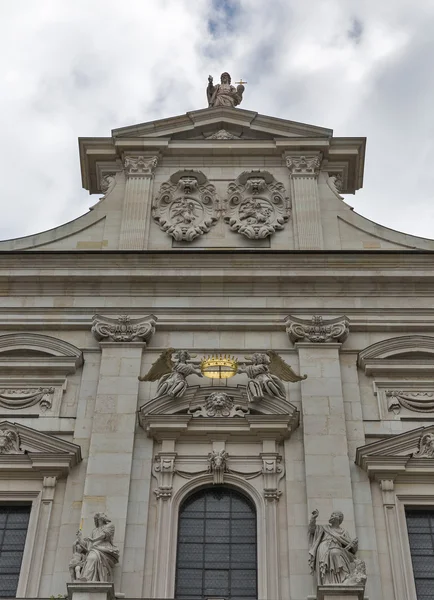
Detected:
left=224, top=171, right=290, bottom=239
left=152, top=171, right=220, bottom=242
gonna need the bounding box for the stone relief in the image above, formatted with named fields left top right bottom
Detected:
left=153, top=171, right=220, bottom=242
left=286, top=315, right=350, bottom=344
left=91, top=314, right=156, bottom=344
left=327, top=173, right=344, bottom=195
left=100, top=173, right=117, bottom=196
left=413, top=432, right=434, bottom=457
left=139, top=349, right=202, bottom=399
left=0, top=426, right=22, bottom=454
left=207, top=72, right=244, bottom=108
left=189, top=391, right=249, bottom=417
left=0, top=387, right=55, bottom=411
left=208, top=449, right=228, bottom=484
left=124, top=155, right=158, bottom=177
left=225, top=172, right=290, bottom=239
left=69, top=513, right=119, bottom=582
left=308, top=510, right=366, bottom=587
left=238, top=350, right=306, bottom=402
left=207, top=129, right=239, bottom=139
left=286, top=154, right=322, bottom=177
left=386, top=390, right=434, bottom=414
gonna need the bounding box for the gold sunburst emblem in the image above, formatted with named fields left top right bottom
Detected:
left=200, top=354, right=238, bottom=379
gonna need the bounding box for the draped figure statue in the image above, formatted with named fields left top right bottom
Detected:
left=207, top=72, right=244, bottom=108
left=308, top=510, right=359, bottom=585
left=73, top=513, right=119, bottom=582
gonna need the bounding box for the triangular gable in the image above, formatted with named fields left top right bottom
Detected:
left=356, top=425, right=434, bottom=481
left=112, top=107, right=333, bottom=141
left=0, top=421, right=81, bottom=476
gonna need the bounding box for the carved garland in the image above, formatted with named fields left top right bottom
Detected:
left=225, top=171, right=290, bottom=240
left=386, top=390, right=434, bottom=414
left=153, top=171, right=220, bottom=242
left=0, top=387, right=55, bottom=411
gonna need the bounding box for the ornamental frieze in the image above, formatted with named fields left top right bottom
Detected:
left=152, top=171, right=220, bottom=242
left=286, top=315, right=350, bottom=344
left=224, top=171, right=290, bottom=239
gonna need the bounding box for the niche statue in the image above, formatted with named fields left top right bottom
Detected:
left=69, top=513, right=119, bottom=582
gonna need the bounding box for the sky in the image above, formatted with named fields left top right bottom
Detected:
left=1, top=0, right=434, bottom=241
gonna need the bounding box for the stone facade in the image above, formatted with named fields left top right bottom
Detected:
left=1, top=105, right=434, bottom=600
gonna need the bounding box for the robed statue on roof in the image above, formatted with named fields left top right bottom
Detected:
left=207, top=72, right=244, bottom=108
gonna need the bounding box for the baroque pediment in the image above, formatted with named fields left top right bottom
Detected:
left=111, top=107, right=333, bottom=141
left=138, top=384, right=299, bottom=441
left=0, top=420, right=81, bottom=476
left=356, top=425, right=434, bottom=481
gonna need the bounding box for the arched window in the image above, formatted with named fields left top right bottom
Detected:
left=175, top=487, right=257, bottom=600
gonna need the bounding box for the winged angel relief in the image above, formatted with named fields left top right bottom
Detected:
left=138, top=349, right=202, bottom=398
left=138, top=349, right=305, bottom=402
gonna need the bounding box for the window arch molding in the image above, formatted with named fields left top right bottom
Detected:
left=152, top=473, right=276, bottom=600
left=358, top=335, right=434, bottom=377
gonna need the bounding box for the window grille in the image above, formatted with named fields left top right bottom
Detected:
left=175, top=487, right=257, bottom=600
left=406, top=509, right=434, bottom=600
left=0, top=506, right=31, bottom=598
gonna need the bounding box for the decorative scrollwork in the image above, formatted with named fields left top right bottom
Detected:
left=0, top=387, right=55, bottom=410
left=0, top=426, right=22, bottom=454
left=91, top=314, right=156, bottom=344
left=153, top=171, right=220, bottom=242
left=386, top=390, right=434, bottom=414
left=225, top=171, right=290, bottom=239
left=286, top=315, right=349, bottom=344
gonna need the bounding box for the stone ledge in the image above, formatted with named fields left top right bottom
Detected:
left=309, top=584, right=366, bottom=600
left=67, top=582, right=115, bottom=600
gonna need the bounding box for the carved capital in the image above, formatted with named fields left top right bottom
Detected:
left=154, top=486, right=173, bottom=500
left=263, top=489, right=282, bottom=502
left=124, top=155, right=158, bottom=178
left=286, top=315, right=349, bottom=344
left=91, top=314, right=156, bottom=344
left=285, top=153, right=322, bottom=177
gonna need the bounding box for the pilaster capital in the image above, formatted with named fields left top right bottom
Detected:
left=91, top=313, right=157, bottom=344
left=285, top=315, right=349, bottom=344
left=123, top=154, right=158, bottom=178
left=285, top=153, right=323, bottom=177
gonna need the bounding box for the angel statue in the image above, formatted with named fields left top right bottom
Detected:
left=238, top=350, right=306, bottom=402
left=207, top=72, right=244, bottom=108
left=138, top=348, right=202, bottom=399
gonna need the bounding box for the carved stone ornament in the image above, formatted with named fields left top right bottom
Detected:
left=69, top=513, right=119, bottom=582
left=0, top=387, right=55, bottom=411
left=91, top=314, right=156, bottom=344
left=189, top=391, right=249, bottom=417
left=152, top=171, right=220, bottom=242
left=0, top=426, right=22, bottom=454
left=225, top=171, right=290, bottom=239
left=386, top=390, right=434, bottom=414
left=286, top=315, right=350, bottom=344
left=207, top=72, right=244, bottom=108
left=286, top=154, right=322, bottom=177
left=208, top=450, right=228, bottom=484
left=124, top=155, right=158, bottom=177
left=100, top=172, right=117, bottom=195
left=327, top=172, right=344, bottom=195
left=207, top=129, right=239, bottom=140
left=308, top=510, right=366, bottom=587
left=413, top=432, right=434, bottom=458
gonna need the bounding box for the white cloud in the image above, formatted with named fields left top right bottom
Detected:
left=1, top=0, right=434, bottom=240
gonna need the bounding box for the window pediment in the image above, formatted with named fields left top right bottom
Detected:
left=356, top=425, right=434, bottom=482
left=139, top=384, right=299, bottom=441
left=0, top=421, right=81, bottom=477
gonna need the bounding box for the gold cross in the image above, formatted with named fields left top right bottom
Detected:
left=235, top=78, right=248, bottom=85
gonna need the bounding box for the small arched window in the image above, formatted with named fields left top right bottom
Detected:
left=175, top=487, right=257, bottom=600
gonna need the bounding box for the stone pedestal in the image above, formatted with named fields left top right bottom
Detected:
left=67, top=582, right=115, bottom=600
left=315, top=585, right=366, bottom=599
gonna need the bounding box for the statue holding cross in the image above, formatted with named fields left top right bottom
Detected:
left=207, top=72, right=246, bottom=108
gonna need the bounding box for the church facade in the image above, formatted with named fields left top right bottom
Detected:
left=1, top=87, right=434, bottom=600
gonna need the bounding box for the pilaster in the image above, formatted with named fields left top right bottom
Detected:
left=286, top=315, right=355, bottom=528
left=379, top=479, right=406, bottom=600
left=286, top=153, right=324, bottom=249
left=119, top=155, right=158, bottom=249
left=79, top=314, right=156, bottom=590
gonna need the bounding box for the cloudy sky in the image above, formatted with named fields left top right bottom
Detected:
left=2, top=0, right=434, bottom=241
